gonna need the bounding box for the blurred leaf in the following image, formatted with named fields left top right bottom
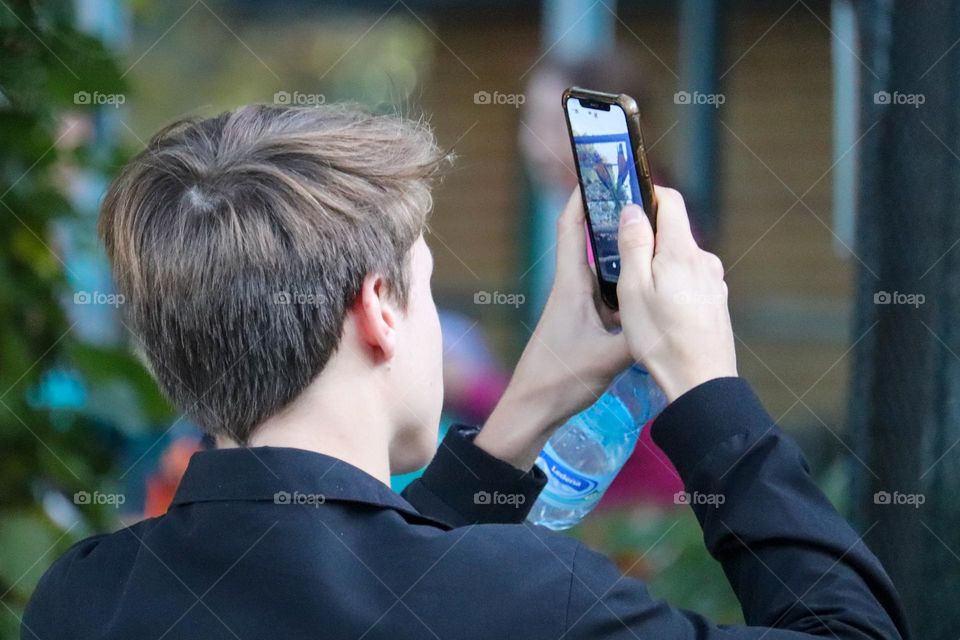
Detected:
left=68, top=342, right=173, bottom=428
left=0, top=510, right=61, bottom=600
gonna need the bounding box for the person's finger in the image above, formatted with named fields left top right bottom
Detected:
left=617, top=204, right=654, bottom=288
left=653, top=186, right=696, bottom=254
left=554, top=188, right=589, bottom=279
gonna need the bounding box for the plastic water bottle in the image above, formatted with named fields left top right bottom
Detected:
left=527, top=365, right=667, bottom=530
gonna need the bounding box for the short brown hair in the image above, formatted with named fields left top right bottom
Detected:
left=100, top=104, right=445, bottom=443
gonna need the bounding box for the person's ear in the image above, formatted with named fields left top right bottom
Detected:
left=354, top=272, right=399, bottom=362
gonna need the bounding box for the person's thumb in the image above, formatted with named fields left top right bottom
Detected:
left=617, top=205, right=654, bottom=287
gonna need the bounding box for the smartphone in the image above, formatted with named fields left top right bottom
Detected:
left=563, top=87, right=658, bottom=309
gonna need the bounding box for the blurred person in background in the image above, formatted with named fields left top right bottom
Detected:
left=520, top=52, right=686, bottom=508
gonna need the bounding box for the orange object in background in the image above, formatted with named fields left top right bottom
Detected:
left=144, top=437, right=203, bottom=517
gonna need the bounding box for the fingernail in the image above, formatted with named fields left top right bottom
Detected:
left=621, top=205, right=644, bottom=225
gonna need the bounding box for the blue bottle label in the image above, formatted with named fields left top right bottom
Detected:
left=537, top=448, right=601, bottom=500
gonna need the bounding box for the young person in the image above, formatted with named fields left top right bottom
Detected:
left=24, top=105, right=907, bottom=639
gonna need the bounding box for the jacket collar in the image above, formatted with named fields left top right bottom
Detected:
left=171, top=446, right=445, bottom=527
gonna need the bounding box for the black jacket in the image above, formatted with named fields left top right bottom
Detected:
left=23, top=378, right=908, bottom=639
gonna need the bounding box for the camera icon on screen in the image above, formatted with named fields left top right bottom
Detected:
left=674, top=91, right=692, bottom=105
left=873, top=291, right=892, bottom=304
left=474, top=90, right=491, bottom=105
left=474, top=491, right=491, bottom=505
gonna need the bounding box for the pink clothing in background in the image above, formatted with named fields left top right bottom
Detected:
left=599, top=421, right=683, bottom=507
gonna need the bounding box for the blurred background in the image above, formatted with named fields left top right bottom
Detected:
left=2, top=0, right=959, bottom=637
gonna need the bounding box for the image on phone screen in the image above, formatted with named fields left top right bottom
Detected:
left=566, top=98, right=643, bottom=282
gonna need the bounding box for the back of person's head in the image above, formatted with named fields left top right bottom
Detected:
left=100, top=104, right=445, bottom=445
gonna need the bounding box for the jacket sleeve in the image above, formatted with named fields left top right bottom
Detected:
left=402, top=424, right=547, bottom=527
left=563, top=377, right=909, bottom=640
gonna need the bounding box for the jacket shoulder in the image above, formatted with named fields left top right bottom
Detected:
left=23, top=518, right=160, bottom=638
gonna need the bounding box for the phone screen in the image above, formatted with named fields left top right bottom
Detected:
left=565, top=98, right=644, bottom=282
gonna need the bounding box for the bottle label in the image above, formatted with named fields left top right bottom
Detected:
left=537, top=448, right=600, bottom=500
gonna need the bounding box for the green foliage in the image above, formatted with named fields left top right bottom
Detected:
left=575, top=506, right=744, bottom=624
left=0, top=1, right=171, bottom=634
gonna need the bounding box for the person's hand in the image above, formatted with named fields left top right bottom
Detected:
left=474, top=189, right=632, bottom=469
left=505, top=188, right=635, bottom=418
left=616, top=186, right=737, bottom=401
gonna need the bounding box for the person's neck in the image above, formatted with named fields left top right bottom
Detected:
left=236, top=368, right=394, bottom=486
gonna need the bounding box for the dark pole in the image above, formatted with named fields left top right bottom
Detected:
left=850, top=1, right=960, bottom=637
left=677, top=0, right=723, bottom=248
